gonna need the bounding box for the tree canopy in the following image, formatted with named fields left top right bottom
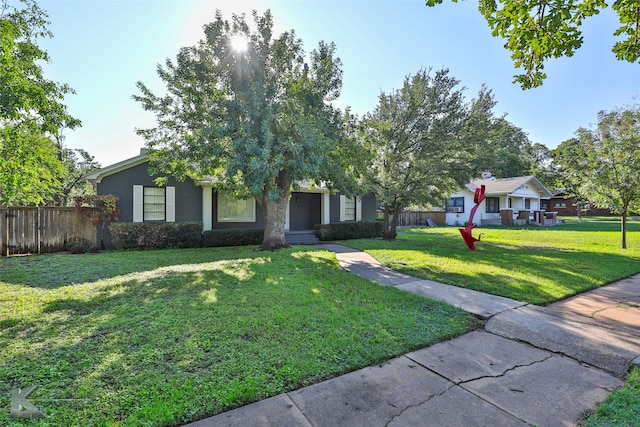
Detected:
left=426, top=0, right=640, bottom=88
left=359, top=68, right=500, bottom=239
left=134, top=10, right=350, bottom=250
left=0, top=0, right=81, bottom=205
left=556, top=105, right=640, bottom=249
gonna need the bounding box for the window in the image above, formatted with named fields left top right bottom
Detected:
left=555, top=201, right=567, bottom=208
left=144, top=187, right=165, bottom=221
left=344, top=197, right=356, bottom=221
left=525, top=199, right=531, bottom=210
left=446, top=197, right=464, bottom=213
left=218, top=192, right=256, bottom=222
left=486, top=197, right=500, bottom=213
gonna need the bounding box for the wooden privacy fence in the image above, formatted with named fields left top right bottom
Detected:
left=395, top=211, right=446, bottom=227
left=1, top=207, right=97, bottom=256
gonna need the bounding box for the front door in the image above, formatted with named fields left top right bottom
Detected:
left=289, top=193, right=321, bottom=231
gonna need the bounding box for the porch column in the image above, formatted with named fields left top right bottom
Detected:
left=285, top=199, right=291, bottom=231
left=321, top=193, right=330, bottom=224
left=202, top=185, right=213, bottom=231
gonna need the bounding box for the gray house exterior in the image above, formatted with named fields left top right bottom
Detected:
left=87, top=153, right=377, bottom=246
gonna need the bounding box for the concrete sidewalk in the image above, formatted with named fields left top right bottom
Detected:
left=185, top=244, right=640, bottom=427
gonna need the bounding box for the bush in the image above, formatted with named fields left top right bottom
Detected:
left=202, top=228, right=264, bottom=247
left=317, top=220, right=383, bottom=241
left=109, top=222, right=203, bottom=250
left=65, top=241, right=101, bottom=254
left=66, top=241, right=88, bottom=254
left=175, top=222, right=203, bottom=248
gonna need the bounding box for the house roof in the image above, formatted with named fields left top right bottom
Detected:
left=85, top=153, right=149, bottom=184
left=86, top=153, right=331, bottom=192
left=464, top=176, right=553, bottom=198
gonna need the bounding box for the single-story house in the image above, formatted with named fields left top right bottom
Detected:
left=545, top=191, right=612, bottom=217
left=445, top=174, right=554, bottom=226
left=86, top=150, right=377, bottom=247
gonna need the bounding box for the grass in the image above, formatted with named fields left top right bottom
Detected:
left=0, top=246, right=479, bottom=427
left=582, top=367, right=640, bottom=427
left=342, top=221, right=640, bottom=305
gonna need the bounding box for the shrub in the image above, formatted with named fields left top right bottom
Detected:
left=109, top=223, right=141, bottom=249
left=86, top=245, right=101, bottom=253
left=65, top=241, right=101, bottom=254
left=66, top=241, right=88, bottom=254
left=175, top=222, right=203, bottom=248
left=109, top=222, right=203, bottom=250
left=317, top=220, right=384, bottom=241
left=202, top=228, right=264, bottom=247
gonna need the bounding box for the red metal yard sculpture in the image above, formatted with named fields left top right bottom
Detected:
left=459, top=185, right=486, bottom=251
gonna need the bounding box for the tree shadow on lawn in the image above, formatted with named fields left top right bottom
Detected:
left=0, top=248, right=477, bottom=426
left=425, top=246, right=637, bottom=305
left=0, top=246, right=337, bottom=289
left=348, top=231, right=640, bottom=305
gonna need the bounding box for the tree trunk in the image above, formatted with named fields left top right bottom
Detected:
left=621, top=209, right=628, bottom=250
left=383, top=204, right=392, bottom=240
left=258, top=171, right=291, bottom=251
left=390, top=203, right=401, bottom=240
left=576, top=202, right=582, bottom=221
left=382, top=201, right=400, bottom=240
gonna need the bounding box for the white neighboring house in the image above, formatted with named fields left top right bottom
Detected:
left=446, top=174, right=554, bottom=226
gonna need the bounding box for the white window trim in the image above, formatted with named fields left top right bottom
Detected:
left=339, top=195, right=359, bottom=222
left=133, top=185, right=175, bottom=223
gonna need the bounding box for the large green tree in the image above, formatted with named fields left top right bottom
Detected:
left=360, top=68, right=495, bottom=240
left=0, top=121, right=65, bottom=205
left=134, top=10, right=349, bottom=250
left=0, top=0, right=80, bottom=205
left=426, top=0, right=640, bottom=88
left=478, top=117, right=538, bottom=179
left=556, top=106, right=640, bottom=249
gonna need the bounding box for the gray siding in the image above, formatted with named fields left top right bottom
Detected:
left=96, top=161, right=202, bottom=246
left=95, top=158, right=379, bottom=246
left=330, top=194, right=341, bottom=223
left=361, top=194, right=378, bottom=220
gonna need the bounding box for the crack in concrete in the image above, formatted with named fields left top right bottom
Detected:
left=383, top=383, right=456, bottom=427
left=591, top=304, right=637, bottom=318
left=456, top=354, right=555, bottom=386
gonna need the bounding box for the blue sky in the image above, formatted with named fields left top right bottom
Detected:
left=39, top=0, right=638, bottom=167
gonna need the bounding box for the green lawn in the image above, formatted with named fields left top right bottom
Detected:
left=582, top=367, right=640, bottom=427
left=343, top=221, right=640, bottom=305
left=0, top=246, right=479, bottom=427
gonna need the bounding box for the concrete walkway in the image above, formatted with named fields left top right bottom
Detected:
left=185, top=244, right=640, bottom=427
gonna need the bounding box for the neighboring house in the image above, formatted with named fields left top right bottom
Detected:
left=445, top=174, right=554, bottom=226
left=546, top=191, right=612, bottom=216
left=86, top=151, right=377, bottom=247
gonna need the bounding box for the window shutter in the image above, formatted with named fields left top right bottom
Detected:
left=166, top=186, right=175, bottom=222
left=356, top=197, right=362, bottom=221
left=133, top=185, right=143, bottom=222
